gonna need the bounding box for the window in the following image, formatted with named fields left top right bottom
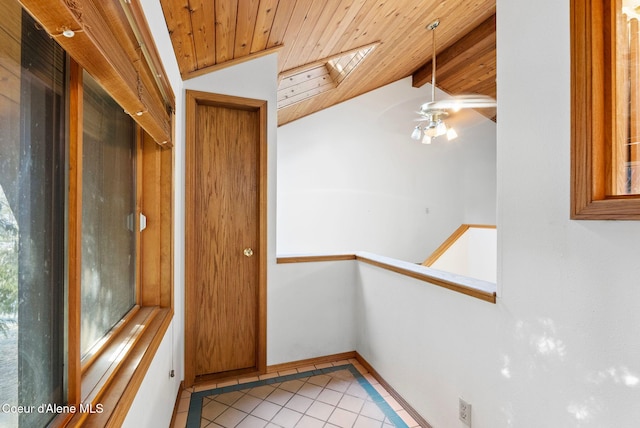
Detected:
left=81, top=71, right=137, bottom=358
left=0, top=0, right=174, bottom=425
left=571, top=0, right=640, bottom=218
left=0, top=7, right=66, bottom=427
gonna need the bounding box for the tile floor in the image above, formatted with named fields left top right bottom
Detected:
left=171, top=359, right=422, bottom=428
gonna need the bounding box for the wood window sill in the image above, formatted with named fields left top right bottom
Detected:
left=52, top=307, right=173, bottom=427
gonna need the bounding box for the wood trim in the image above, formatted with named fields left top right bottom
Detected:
left=422, top=224, right=496, bottom=267
left=196, top=367, right=264, bottom=386
left=121, top=0, right=175, bottom=111
left=184, top=90, right=268, bottom=387
left=19, top=0, right=173, bottom=146
left=276, top=254, right=357, bottom=264
left=160, top=141, right=175, bottom=308
left=571, top=0, right=640, bottom=219
left=182, top=45, right=283, bottom=80
left=140, top=132, right=174, bottom=307
left=140, top=130, right=158, bottom=306
left=67, top=59, right=83, bottom=407
left=80, top=307, right=154, bottom=403
left=266, top=352, right=357, bottom=373
left=68, top=307, right=173, bottom=427
left=184, top=90, right=197, bottom=388
left=356, top=254, right=496, bottom=303
left=80, top=305, right=140, bottom=373
left=257, top=94, right=268, bottom=375
left=355, top=352, right=434, bottom=428
left=422, top=225, right=470, bottom=267
left=136, top=128, right=144, bottom=306
left=189, top=352, right=358, bottom=390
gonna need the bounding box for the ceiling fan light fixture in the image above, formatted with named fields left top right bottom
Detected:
left=411, top=19, right=496, bottom=144
left=422, top=134, right=432, bottom=145
left=424, top=124, right=439, bottom=137
left=411, top=125, right=423, bottom=140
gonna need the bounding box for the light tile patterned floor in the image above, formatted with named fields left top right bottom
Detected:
left=171, top=359, right=422, bottom=428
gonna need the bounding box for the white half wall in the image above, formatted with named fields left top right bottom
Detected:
left=277, top=78, right=496, bottom=263
left=355, top=262, right=501, bottom=427
left=268, top=260, right=357, bottom=365
left=356, top=1, right=640, bottom=427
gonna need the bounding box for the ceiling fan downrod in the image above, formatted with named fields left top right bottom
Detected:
left=427, top=19, right=440, bottom=104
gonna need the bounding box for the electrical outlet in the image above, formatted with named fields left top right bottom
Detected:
left=459, top=398, right=472, bottom=426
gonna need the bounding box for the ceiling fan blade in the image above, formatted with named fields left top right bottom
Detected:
left=420, top=94, right=496, bottom=114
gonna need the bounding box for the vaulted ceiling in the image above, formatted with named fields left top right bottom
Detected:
left=159, top=0, right=496, bottom=125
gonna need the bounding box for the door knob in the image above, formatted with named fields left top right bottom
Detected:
left=243, top=248, right=254, bottom=257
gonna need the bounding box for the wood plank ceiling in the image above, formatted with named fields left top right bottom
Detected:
left=160, top=0, right=496, bottom=125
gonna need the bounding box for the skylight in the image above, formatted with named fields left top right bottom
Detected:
left=277, top=42, right=379, bottom=109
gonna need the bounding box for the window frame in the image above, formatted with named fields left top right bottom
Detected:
left=2, top=0, right=175, bottom=424
left=62, top=61, right=174, bottom=427
left=571, top=0, right=640, bottom=219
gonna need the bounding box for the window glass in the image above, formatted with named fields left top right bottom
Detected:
left=617, top=2, right=640, bottom=195
left=80, top=71, right=136, bottom=358
left=0, top=3, right=66, bottom=427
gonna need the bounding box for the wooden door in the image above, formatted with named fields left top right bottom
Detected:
left=185, top=91, right=267, bottom=386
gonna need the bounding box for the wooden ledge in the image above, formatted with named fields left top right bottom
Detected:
left=276, top=254, right=356, bottom=264
left=276, top=253, right=497, bottom=304
left=62, top=307, right=173, bottom=427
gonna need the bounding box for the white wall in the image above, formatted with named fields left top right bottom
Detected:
left=132, top=0, right=640, bottom=427
left=356, top=0, right=640, bottom=427
left=268, top=260, right=357, bottom=365
left=430, top=227, right=497, bottom=282
left=355, top=262, right=501, bottom=427
left=122, top=324, right=178, bottom=428
left=277, top=78, right=496, bottom=263
left=495, top=0, right=640, bottom=425
left=128, top=4, right=359, bottom=425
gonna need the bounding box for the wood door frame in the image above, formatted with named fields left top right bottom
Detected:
left=184, top=90, right=267, bottom=388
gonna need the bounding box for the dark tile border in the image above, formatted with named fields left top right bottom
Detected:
left=186, top=364, right=409, bottom=428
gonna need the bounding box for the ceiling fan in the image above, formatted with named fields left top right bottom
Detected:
left=411, top=20, right=497, bottom=144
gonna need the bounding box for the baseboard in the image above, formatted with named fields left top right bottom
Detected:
left=266, top=351, right=357, bottom=373
left=355, top=352, right=433, bottom=428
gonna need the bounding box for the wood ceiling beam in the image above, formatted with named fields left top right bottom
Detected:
left=412, top=13, right=496, bottom=89
left=435, top=49, right=496, bottom=93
